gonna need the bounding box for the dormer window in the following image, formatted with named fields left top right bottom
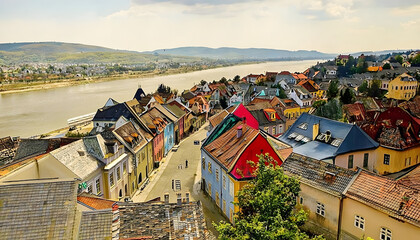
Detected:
left=298, top=122, right=308, bottom=130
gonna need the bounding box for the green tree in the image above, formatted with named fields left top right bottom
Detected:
left=411, top=54, right=420, bottom=66
left=315, top=99, right=343, bottom=120
left=340, top=88, right=355, bottom=104
left=219, top=77, right=228, bottom=84
left=214, top=154, right=324, bottom=240
left=367, top=80, right=382, bottom=98
left=157, top=83, right=171, bottom=94
left=200, top=80, right=207, bottom=86
left=312, top=100, right=326, bottom=109
left=395, top=55, right=403, bottom=64
left=382, top=63, right=391, bottom=69
left=272, top=83, right=288, bottom=99
left=233, top=75, right=241, bottom=82
left=358, top=81, right=368, bottom=93
left=327, top=80, right=339, bottom=100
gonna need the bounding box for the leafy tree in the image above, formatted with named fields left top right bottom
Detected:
left=315, top=99, right=343, bottom=121
left=233, top=75, right=241, bottom=82
left=367, top=80, right=382, bottom=98
left=411, top=54, right=420, bottom=66
left=214, top=154, right=324, bottom=240
left=326, top=80, right=339, bottom=100
left=219, top=77, right=228, bottom=84
left=157, top=83, right=171, bottom=94
left=312, top=100, right=326, bottom=109
left=382, top=63, right=391, bottom=69
left=272, top=84, right=288, bottom=99
left=200, top=80, right=207, bottom=86
left=358, top=81, right=368, bottom=93
left=220, top=96, right=228, bottom=109
left=340, top=88, right=355, bottom=104
left=395, top=55, right=403, bottom=64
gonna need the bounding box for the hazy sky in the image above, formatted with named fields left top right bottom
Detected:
left=0, top=0, right=419, bottom=53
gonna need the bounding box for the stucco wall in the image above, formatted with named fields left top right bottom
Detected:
left=375, top=146, right=420, bottom=175
left=341, top=198, right=420, bottom=240
left=335, top=149, right=377, bottom=171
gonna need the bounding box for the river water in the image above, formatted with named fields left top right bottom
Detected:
left=0, top=60, right=321, bottom=137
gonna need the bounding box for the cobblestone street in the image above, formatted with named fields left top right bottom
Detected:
left=132, top=123, right=228, bottom=237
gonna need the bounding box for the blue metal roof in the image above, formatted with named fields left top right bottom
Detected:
left=279, top=113, right=378, bottom=160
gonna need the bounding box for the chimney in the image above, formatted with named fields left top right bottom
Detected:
left=237, top=125, right=243, bottom=138
left=185, top=192, right=190, bottom=204
left=312, top=122, right=319, bottom=140
left=176, top=193, right=182, bottom=205
left=164, top=193, right=169, bottom=204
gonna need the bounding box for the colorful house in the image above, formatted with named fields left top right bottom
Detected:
left=139, top=108, right=167, bottom=163
left=201, top=114, right=290, bottom=222
left=341, top=170, right=420, bottom=240
left=298, top=79, right=325, bottom=99
left=361, top=107, right=420, bottom=175
left=113, top=122, right=153, bottom=196
left=279, top=113, right=379, bottom=171
left=151, top=106, right=176, bottom=156
left=282, top=153, right=357, bottom=240
left=163, top=103, right=186, bottom=144
left=385, top=73, right=418, bottom=101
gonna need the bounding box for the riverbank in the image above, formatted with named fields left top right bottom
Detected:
left=0, top=62, right=256, bottom=95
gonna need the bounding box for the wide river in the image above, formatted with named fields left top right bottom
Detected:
left=0, top=60, right=321, bottom=137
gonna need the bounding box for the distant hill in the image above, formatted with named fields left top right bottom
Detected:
left=0, top=42, right=201, bottom=65
left=350, top=50, right=415, bottom=56
left=143, top=47, right=336, bottom=60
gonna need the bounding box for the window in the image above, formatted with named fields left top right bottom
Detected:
left=202, top=157, right=205, bottom=169
left=380, top=227, right=391, bottom=240
left=272, top=126, right=276, bottom=135
left=298, top=122, right=308, bottom=130
left=348, top=155, right=354, bottom=169
left=316, top=202, right=325, bottom=217
left=354, top=215, right=365, bottom=230
left=216, top=168, right=219, bottom=181
left=223, top=199, right=226, bottom=214
left=229, top=180, right=234, bottom=196
left=230, top=208, right=234, bottom=222
left=216, top=192, right=220, bottom=206
left=299, top=196, right=304, bottom=205
left=87, top=184, right=93, bottom=193
left=223, top=175, right=226, bottom=189
left=384, top=154, right=390, bottom=165
left=110, top=172, right=115, bottom=187
left=405, top=157, right=411, bottom=166
left=123, top=162, right=127, bottom=174
left=208, top=182, right=212, bottom=196
left=117, top=167, right=121, bottom=181
left=208, top=161, right=212, bottom=173
left=96, top=178, right=101, bottom=194
left=363, top=153, right=369, bottom=168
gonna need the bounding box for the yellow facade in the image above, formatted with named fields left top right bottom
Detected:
left=341, top=198, right=420, bottom=240
left=386, top=73, right=418, bottom=100
left=298, top=183, right=341, bottom=240
left=374, top=145, right=420, bottom=175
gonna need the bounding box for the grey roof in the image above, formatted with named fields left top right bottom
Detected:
left=118, top=201, right=208, bottom=239
left=13, top=139, right=49, bottom=160
left=249, top=110, right=283, bottom=127
left=154, top=104, right=178, bottom=122
left=163, top=104, right=186, bottom=119
left=83, top=135, right=107, bottom=161
left=282, top=153, right=357, bottom=196
left=50, top=140, right=103, bottom=179
left=78, top=209, right=113, bottom=240
left=279, top=113, right=379, bottom=160
left=0, top=178, right=78, bottom=239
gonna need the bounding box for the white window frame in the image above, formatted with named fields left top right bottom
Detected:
left=229, top=179, right=234, bottom=197
left=380, top=227, right=391, bottom=240
left=316, top=202, right=325, bottom=217
left=354, top=215, right=365, bottom=230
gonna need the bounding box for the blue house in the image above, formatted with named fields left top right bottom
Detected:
left=148, top=105, right=177, bottom=156
left=278, top=113, right=379, bottom=170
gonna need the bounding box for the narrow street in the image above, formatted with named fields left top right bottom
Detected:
left=132, top=123, right=229, bottom=237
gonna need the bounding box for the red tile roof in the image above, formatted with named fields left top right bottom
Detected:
left=208, top=110, right=228, bottom=128
left=204, top=122, right=259, bottom=170
left=346, top=170, right=420, bottom=227
left=77, top=195, right=116, bottom=210
left=398, top=164, right=420, bottom=191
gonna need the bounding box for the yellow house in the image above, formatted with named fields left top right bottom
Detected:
left=283, top=154, right=358, bottom=240
left=341, top=170, right=420, bottom=240
left=113, top=121, right=154, bottom=198
left=385, top=73, right=418, bottom=100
